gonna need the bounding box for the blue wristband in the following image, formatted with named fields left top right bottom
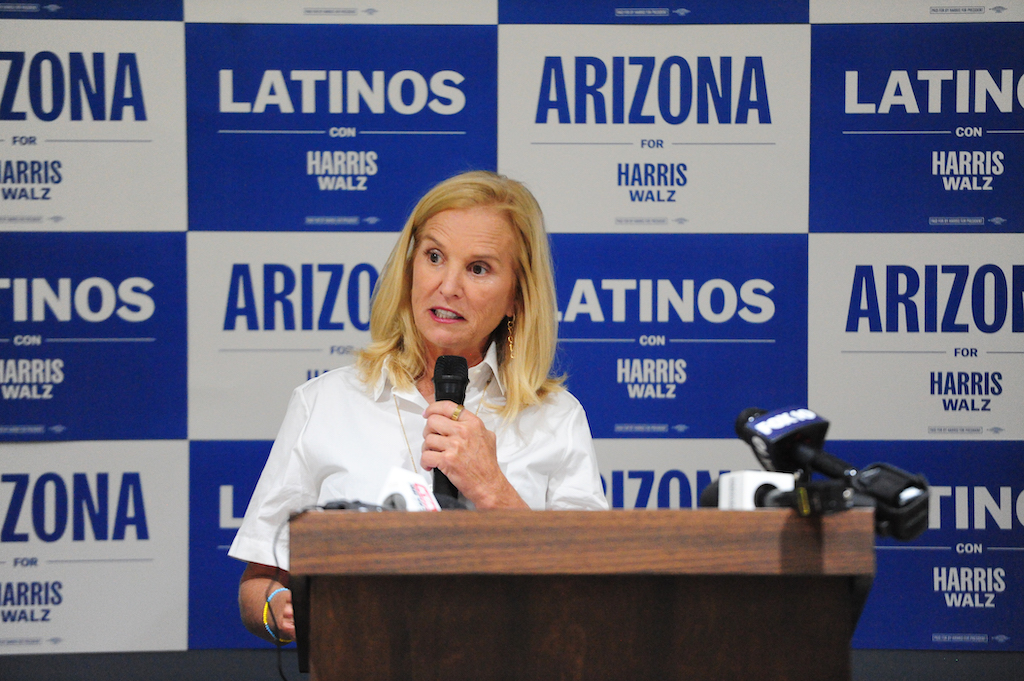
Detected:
left=263, top=587, right=292, bottom=643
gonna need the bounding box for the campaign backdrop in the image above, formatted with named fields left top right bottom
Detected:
left=2, top=0, right=1022, bottom=658
left=810, top=22, right=1023, bottom=233
left=185, top=22, right=497, bottom=232
left=550, top=233, right=807, bottom=438
left=186, top=231, right=395, bottom=440
left=0, top=18, right=187, bottom=232
left=809, top=233, right=1022, bottom=440
left=0, top=441, right=188, bottom=655
left=0, top=232, right=187, bottom=441
left=831, top=440, right=1023, bottom=651
left=498, top=22, right=810, bottom=234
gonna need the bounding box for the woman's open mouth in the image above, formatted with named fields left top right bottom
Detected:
left=432, top=308, right=464, bottom=320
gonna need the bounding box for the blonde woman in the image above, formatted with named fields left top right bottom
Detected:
left=229, top=171, right=607, bottom=643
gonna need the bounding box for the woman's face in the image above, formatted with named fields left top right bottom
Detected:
left=410, top=205, right=518, bottom=368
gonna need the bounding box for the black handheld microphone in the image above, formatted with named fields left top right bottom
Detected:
left=432, top=355, right=469, bottom=501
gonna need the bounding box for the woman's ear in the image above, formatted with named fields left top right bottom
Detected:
left=506, top=284, right=522, bottom=320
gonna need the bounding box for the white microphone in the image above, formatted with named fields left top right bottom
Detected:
left=377, top=467, right=441, bottom=512
left=716, top=470, right=796, bottom=510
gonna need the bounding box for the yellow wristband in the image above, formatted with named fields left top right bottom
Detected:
left=262, top=596, right=293, bottom=644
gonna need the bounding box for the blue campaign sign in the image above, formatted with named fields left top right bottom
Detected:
left=824, top=440, right=1024, bottom=651
left=0, top=0, right=181, bottom=20
left=810, top=23, right=1024, bottom=233
left=499, top=0, right=808, bottom=25
left=0, top=233, right=186, bottom=440
left=189, top=440, right=277, bottom=650
left=186, top=23, right=497, bottom=232
left=551, top=233, right=807, bottom=439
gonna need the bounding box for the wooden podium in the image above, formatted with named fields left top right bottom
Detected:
left=289, top=509, right=875, bottom=681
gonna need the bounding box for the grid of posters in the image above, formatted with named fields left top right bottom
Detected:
left=1, top=0, right=1021, bottom=656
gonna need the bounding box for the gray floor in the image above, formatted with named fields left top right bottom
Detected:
left=1, top=649, right=1022, bottom=680
left=852, top=650, right=1022, bottom=681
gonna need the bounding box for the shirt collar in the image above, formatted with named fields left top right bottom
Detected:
left=373, top=343, right=505, bottom=402
left=473, top=342, right=505, bottom=395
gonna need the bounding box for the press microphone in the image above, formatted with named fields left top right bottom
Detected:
left=700, top=470, right=853, bottom=516
left=432, top=355, right=469, bottom=500
left=377, top=467, right=441, bottom=511
left=698, top=480, right=720, bottom=508
left=735, top=406, right=930, bottom=540
left=709, top=470, right=797, bottom=510
left=734, top=407, right=857, bottom=480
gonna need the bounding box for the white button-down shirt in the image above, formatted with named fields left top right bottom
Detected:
left=228, top=345, right=608, bottom=570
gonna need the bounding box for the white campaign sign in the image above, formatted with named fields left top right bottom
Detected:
left=0, top=20, right=186, bottom=232
left=187, top=231, right=398, bottom=440
left=498, top=24, right=809, bottom=234
left=809, top=233, right=1023, bottom=440
left=0, top=441, right=188, bottom=654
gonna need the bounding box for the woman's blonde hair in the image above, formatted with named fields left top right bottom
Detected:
left=357, top=170, right=563, bottom=417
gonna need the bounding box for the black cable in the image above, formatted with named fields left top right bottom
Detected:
left=262, top=504, right=323, bottom=681
left=277, top=644, right=288, bottom=681
left=263, top=502, right=373, bottom=678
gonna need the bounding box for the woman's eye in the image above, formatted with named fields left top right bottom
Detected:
left=427, top=250, right=441, bottom=264
left=471, top=263, right=488, bottom=275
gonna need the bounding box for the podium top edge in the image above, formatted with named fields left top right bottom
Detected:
left=289, top=508, right=876, bottom=577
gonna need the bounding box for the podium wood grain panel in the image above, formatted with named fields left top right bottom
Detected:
left=289, top=508, right=875, bottom=575
left=290, top=509, right=875, bottom=681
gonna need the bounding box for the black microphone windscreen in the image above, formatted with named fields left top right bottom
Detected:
left=735, top=407, right=768, bottom=441
left=698, top=479, right=720, bottom=508
left=435, top=354, right=469, bottom=379
left=434, top=355, right=469, bottom=403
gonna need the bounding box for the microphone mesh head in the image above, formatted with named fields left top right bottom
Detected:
left=434, top=355, right=469, bottom=381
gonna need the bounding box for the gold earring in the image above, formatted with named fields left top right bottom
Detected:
left=507, top=317, right=515, bottom=360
